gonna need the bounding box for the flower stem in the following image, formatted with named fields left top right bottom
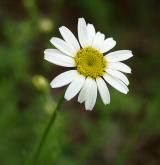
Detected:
left=32, top=94, right=64, bottom=164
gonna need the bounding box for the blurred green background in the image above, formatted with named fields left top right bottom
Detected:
left=0, top=0, right=160, bottom=164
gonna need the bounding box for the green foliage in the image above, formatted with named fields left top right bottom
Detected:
left=0, top=0, right=159, bottom=164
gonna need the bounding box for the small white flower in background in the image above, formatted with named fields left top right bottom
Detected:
left=44, top=18, right=133, bottom=111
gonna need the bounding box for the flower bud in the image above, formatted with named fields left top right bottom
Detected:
left=32, top=75, right=49, bottom=93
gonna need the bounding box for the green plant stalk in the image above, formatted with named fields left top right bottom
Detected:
left=32, top=94, right=64, bottom=164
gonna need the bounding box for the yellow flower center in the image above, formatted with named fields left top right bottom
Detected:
left=74, top=47, right=107, bottom=79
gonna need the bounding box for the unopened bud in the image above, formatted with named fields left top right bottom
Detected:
left=38, top=18, right=54, bottom=33
left=32, top=75, right=49, bottom=92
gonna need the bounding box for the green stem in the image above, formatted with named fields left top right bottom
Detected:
left=32, top=94, right=64, bottom=164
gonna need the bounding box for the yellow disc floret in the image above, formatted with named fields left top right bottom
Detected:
left=74, top=47, right=107, bottom=79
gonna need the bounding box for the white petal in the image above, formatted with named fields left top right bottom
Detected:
left=59, top=26, right=80, bottom=53
left=78, top=18, right=88, bottom=48
left=96, top=77, right=110, bottom=105
left=50, top=70, right=78, bottom=88
left=86, top=24, right=96, bottom=46
left=78, top=80, right=88, bottom=103
left=92, top=32, right=105, bottom=51
left=78, top=87, right=86, bottom=103
left=85, top=78, right=97, bottom=111
left=105, top=50, right=133, bottom=62
left=103, top=73, right=129, bottom=94
left=100, top=38, right=116, bottom=53
left=64, top=74, right=85, bottom=101
left=50, top=37, right=74, bottom=57
left=44, top=49, right=74, bottom=67
left=108, top=62, right=131, bottom=73
left=106, top=68, right=129, bottom=85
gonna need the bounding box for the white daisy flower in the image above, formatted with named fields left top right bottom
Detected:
left=44, top=18, right=133, bottom=111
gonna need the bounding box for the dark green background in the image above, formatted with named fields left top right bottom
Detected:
left=0, top=0, right=160, bottom=164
